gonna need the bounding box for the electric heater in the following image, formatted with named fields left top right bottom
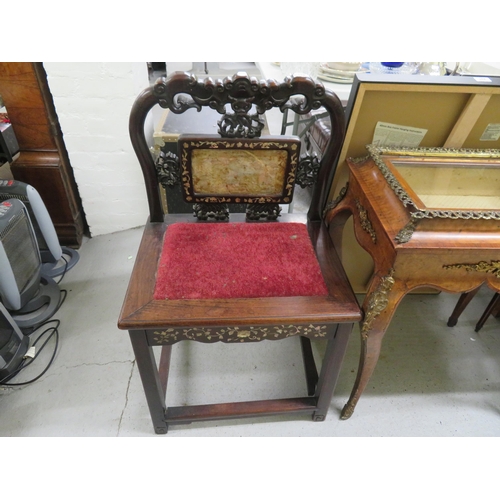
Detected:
left=0, top=301, right=29, bottom=382
left=0, top=198, right=60, bottom=331
left=0, top=180, right=79, bottom=277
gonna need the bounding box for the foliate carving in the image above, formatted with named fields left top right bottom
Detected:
left=323, top=183, right=349, bottom=218
left=153, top=73, right=201, bottom=113
left=296, top=153, right=320, bottom=188
left=282, top=85, right=327, bottom=115
left=153, top=72, right=328, bottom=120
left=355, top=199, right=376, bottom=243
left=193, top=203, right=229, bottom=221
left=218, top=113, right=265, bottom=138
left=361, top=269, right=396, bottom=337
left=443, top=260, right=500, bottom=278
left=155, top=150, right=180, bottom=187
left=214, top=80, right=265, bottom=138
left=246, top=203, right=282, bottom=221
left=151, top=324, right=329, bottom=345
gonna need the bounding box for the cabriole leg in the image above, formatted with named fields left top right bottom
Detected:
left=341, top=273, right=407, bottom=420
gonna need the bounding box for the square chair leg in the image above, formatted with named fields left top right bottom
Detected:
left=129, top=330, right=169, bottom=434
left=130, top=323, right=353, bottom=434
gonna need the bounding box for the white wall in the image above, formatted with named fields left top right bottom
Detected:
left=43, top=62, right=151, bottom=237
left=43, top=61, right=500, bottom=238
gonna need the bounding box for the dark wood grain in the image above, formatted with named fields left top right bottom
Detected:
left=0, top=62, right=86, bottom=246
left=121, top=72, right=361, bottom=433
left=166, top=398, right=318, bottom=423
left=118, top=214, right=361, bottom=330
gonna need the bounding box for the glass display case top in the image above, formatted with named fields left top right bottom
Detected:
left=365, top=145, right=500, bottom=219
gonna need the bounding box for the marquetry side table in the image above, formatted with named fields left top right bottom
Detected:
left=325, top=145, right=500, bottom=419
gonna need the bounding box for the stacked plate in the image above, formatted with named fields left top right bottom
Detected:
left=318, top=62, right=365, bottom=84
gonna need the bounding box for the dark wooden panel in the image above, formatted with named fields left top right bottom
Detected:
left=0, top=63, right=55, bottom=151
left=166, top=397, right=318, bottom=424
left=11, top=152, right=84, bottom=246
left=0, top=62, right=87, bottom=246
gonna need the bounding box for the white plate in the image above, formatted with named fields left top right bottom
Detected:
left=320, top=64, right=357, bottom=78
left=325, top=62, right=362, bottom=71
left=317, top=73, right=354, bottom=84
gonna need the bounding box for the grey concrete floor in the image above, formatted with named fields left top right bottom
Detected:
left=1, top=225, right=500, bottom=437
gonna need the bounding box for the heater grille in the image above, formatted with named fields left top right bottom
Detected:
left=0, top=302, right=29, bottom=379
left=0, top=192, right=49, bottom=252
left=0, top=311, right=20, bottom=367
left=0, top=209, right=40, bottom=295
left=0, top=310, right=15, bottom=352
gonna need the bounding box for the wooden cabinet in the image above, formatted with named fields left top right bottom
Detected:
left=0, top=62, right=86, bottom=247
left=321, top=73, right=500, bottom=418
left=327, top=147, right=500, bottom=419
left=327, top=72, right=500, bottom=293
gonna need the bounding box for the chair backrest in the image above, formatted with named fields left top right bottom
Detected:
left=129, top=71, right=345, bottom=223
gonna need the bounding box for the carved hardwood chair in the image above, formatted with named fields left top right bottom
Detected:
left=118, top=72, right=361, bottom=434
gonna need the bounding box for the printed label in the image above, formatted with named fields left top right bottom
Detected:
left=480, top=123, right=500, bottom=141
left=373, top=122, right=428, bottom=148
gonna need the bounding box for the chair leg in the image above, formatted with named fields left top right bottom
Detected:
left=300, top=336, right=319, bottom=396
left=447, top=288, right=480, bottom=327
left=475, top=293, right=500, bottom=332
left=131, top=324, right=353, bottom=431
left=313, top=322, right=352, bottom=421
left=129, top=330, right=169, bottom=434
left=493, top=295, right=500, bottom=318
left=159, top=345, right=172, bottom=398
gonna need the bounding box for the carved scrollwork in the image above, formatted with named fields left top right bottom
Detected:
left=151, top=324, right=329, bottom=345
left=218, top=113, right=265, bottom=138
left=153, top=72, right=328, bottom=122
left=245, top=203, right=282, bottom=221
left=282, top=86, right=327, bottom=116
left=155, top=150, right=180, bottom=187
left=193, top=203, right=229, bottom=221
left=215, top=84, right=265, bottom=138
left=296, top=153, right=320, bottom=188
left=153, top=73, right=202, bottom=113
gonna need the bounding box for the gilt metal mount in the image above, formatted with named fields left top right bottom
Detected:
left=443, top=260, right=500, bottom=278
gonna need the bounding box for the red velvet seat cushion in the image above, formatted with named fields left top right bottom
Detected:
left=153, top=222, right=329, bottom=300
